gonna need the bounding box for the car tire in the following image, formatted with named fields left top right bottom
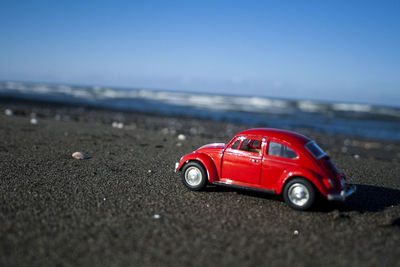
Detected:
left=283, top=178, right=315, bottom=210
left=181, top=162, right=207, bottom=191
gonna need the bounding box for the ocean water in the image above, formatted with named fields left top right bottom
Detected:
left=1, top=81, right=400, bottom=142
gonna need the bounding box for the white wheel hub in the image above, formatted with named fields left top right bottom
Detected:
left=185, top=167, right=202, bottom=186
left=288, top=183, right=310, bottom=207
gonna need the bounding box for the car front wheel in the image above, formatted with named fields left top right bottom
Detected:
left=181, top=162, right=207, bottom=191
left=283, top=178, right=315, bottom=210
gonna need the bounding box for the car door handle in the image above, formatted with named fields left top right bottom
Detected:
left=251, top=159, right=259, bottom=163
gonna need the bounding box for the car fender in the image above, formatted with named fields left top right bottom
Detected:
left=177, top=152, right=219, bottom=183
left=275, top=167, right=329, bottom=196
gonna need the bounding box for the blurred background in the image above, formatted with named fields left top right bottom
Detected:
left=1, top=0, right=399, bottom=140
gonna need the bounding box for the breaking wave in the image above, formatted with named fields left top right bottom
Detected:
left=1, top=81, right=400, bottom=141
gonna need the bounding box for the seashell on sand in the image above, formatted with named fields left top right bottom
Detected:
left=30, top=118, right=38, bottom=124
left=177, top=134, right=186, bottom=141
left=72, top=152, right=88, bottom=160
left=112, top=121, right=124, bottom=129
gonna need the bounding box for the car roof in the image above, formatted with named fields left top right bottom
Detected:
left=236, top=128, right=311, bottom=146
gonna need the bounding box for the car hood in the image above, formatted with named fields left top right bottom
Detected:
left=196, top=143, right=226, bottom=152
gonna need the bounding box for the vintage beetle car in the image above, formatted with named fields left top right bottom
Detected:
left=175, top=128, right=356, bottom=210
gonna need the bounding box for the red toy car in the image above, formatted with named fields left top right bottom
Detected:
left=175, top=128, right=356, bottom=210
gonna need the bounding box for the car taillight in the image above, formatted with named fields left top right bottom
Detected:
left=322, top=178, right=334, bottom=189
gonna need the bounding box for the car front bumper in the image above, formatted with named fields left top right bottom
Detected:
left=327, top=184, right=357, bottom=201
left=174, top=162, right=179, bottom=172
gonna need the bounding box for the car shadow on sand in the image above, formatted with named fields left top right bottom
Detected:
left=329, top=184, right=400, bottom=213
left=205, top=184, right=282, bottom=201
left=206, top=183, right=400, bottom=213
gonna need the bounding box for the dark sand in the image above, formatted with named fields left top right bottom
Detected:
left=1, top=100, right=400, bottom=267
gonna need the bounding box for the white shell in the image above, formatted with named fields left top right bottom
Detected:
left=177, top=134, right=186, bottom=141
left=72, top=152, right=88, bottom=160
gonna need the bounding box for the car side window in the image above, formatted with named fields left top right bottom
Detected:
left=239, top=139, right=261, bottom=153
left=231, top=139, right=241, bottom=149
left=268, top=141, right=297, bottom=159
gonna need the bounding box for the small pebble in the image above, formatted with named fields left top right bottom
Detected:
left=177, top=134, right=186, bottom=141
left=5, top=109, right=13, bottom=116
left=72, top=152, right=88, bottom=160
left=153, top=214, right=161, bottom=219
left=354, top=154, right=360, bottom=159
left=293, top=230, right=299, bottom=235
left=30, top=118, right=38, bottom=124
left=148, top=170, right=152, bottom=173
left=189, top=127, right=198, bottom=135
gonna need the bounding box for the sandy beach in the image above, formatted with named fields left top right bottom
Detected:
left=1, top=99, right=399, bottom=267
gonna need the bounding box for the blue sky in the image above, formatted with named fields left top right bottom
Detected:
left=1, top=0, right=399, bottom=106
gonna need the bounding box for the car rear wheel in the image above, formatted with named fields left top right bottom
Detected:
left=181, top=162, right=207, bottom=191
left=283, top=178, right=315, bottom=210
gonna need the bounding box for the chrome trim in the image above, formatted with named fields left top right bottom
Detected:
left=305, top=141, right=327, bottom=159
left=340, top=178, right=345, bottom=188
left=184, top=166, right=203, bottom=186
left=287, top=183, right=310, bottom=207
left=327, top=184, right=357, bottom=201
left=213, top=181, right=276, bottom=195
left=174, top=162, right=179, bottom=172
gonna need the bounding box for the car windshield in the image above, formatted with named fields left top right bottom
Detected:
left=305, top=141, right=327, bottom=159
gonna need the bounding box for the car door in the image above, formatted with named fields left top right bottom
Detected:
left=221, top=136, right=263, bottom=185
left=261, top=140, right=299, bottom=190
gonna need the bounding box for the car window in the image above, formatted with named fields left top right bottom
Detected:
left=268, top=141, right=297, bottom=159
left=231, top=139, right=241, bottom=149
left=305, top=141, right=327, bottom=159
left=239, top=139, right=261, bottom=153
